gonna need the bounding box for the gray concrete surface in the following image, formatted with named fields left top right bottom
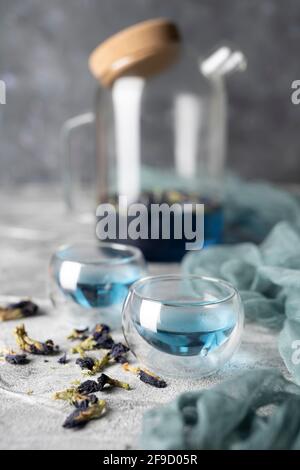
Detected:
left=0, top=186, right=285, bottom=449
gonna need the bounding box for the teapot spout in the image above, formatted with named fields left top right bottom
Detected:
left=200, top=45, right=247, bottom=78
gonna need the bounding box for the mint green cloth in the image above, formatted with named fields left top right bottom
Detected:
left=183, top=178, right=300, bottom=383
left=141, top=369, right=300, bottom=450
left=184, top=221, right=300, bottom=384
left=223, top=177, right=300, bottom=243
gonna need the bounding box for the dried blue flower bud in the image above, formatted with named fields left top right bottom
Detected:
left=58, top=353, right=69, bottom=364
left=0, top=300, right=39, bottom=322
left=84, top=353, right=110, bottom=376
left=5, top=352, right=28, bottom=365
left=97, top=373, right=130, bottom=391
left=77, top=379, right=99, bottom=395
left=91, top=323, right=114, bottom=349
left=139, top=370, right=167, bottom=388
left=109, top=342, right=129, bottom=364
left=8, top=300, right=38, bottom=317
left=73, top=394, right=98, bottom=410
left=91, top=324, right=110, bottom=338
left=14, top=324, right=59, bottom=355
left=114, top=355, right=128, bottom=364
left=76, top=356, right=95, bottom=370
left=67, top=327, right=89, bottom=341
left=95, top=335, right=114, bottom=349
left=63, top=399, right=106, bottom=429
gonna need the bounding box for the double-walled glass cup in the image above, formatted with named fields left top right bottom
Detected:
left=49, top=242, right=147, bottom=328
left=122, top=274, right=244, bottom=378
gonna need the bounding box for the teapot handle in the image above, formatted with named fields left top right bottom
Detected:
left=60, top=112, right=95, bottom=211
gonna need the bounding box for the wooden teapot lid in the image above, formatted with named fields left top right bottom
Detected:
left=89, top=18, right=181, bottom=87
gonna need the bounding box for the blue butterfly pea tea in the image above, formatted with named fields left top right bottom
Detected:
left=49, top=242, right=147, bottom=328
left=123, top=274, right=244, bottom=378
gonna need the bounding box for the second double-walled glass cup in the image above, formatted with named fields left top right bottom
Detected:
left=122, top=274, right=244, bottom=378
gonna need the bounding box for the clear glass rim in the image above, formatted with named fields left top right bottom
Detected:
left=129, top=274, right=238, bottom=306
left=53, top=241, right=143, bottom=266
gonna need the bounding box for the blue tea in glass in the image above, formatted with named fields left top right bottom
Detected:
left=122, top=275, right=244, bottom=378
left=49, top=242, right=146, bottom=328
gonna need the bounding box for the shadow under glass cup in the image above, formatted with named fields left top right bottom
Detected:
left=122, top=274, right=244, bottom=378
left=49, top=242, right=147, bottom=328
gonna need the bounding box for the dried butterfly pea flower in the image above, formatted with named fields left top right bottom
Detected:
left=53, top=385, right=98, bottom=411
left=122, top=363, right=167, bottom=388
left=63, top=399, right=106, bottom=429
left=97, top=373, right=131, bottom=391
left=138, top=369, right=167, bottom=388
left=110, top=343, right=129, bottom=363
left=72, top=334, right=113, bottom=355
left=95, top=335, right=115, bottom=349
left=114, top=355, right=128, bottom=365
left=58, top=353, right=69, bottom=364
left=67, top=328, right=89, bottom=341
left=0, top=300, right=38, bottom=322
left=5, top=352, right=29, bottom=365
left=76, top=356, right=95, bottom=371
left=14, top=324, right=59, bottom=355
left=53, top=386, right=85, bottom=404
left=91, top=323, right=110, bottom=338
left=71, top=323, right=116, bottom=355
left=91, top=323, right=114, bottom=349
left=77, top=379, right=99, bottom=395
left=84, top=353, right=110, bottom=376
left=71, top=337, right=97, bottom=355
left=73, top=394, right=98, bottom=410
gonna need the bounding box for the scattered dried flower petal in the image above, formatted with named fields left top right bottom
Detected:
left=53, top=386, right=84, bottom=404
left=122, top=363, right=167, bottom=388
left=73, top=394, right=98, bottom=410
left=76, top=356, right=95, bottom=371
left=0, top=300, right=38, bottom=322
left=110, top=343, right=129, bottom=363
left=91, top=323, right=110, bottom=338
left=77, top=379, right=99, bottom=395
left=71, top=323, right=116, bottom=354
left=58, top=353, right=69, bottom=364
left=138, top=369, right=167, bottom=388
left=63, top=399, right=106, bottom=429
left=5, top=352, right=29, bottom=365
left=14, top=324, right=59, bottom=355
left=67, top=328, right=89, bottom=341
left=71, top=337, right=97, bottom=355
left=95, top=335, right=114, bottom=349
left=97, top=373, right=130, bottom=391
left=85, top=353, right=110, bottom=376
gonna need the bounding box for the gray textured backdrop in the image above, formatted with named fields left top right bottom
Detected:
left=0, top=0, right=300, bottom=186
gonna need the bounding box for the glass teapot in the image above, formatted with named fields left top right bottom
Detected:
left=62, top=19, right=246, bottom=261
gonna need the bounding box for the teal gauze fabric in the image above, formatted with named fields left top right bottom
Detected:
left=183, top=220, right=300, bottom=384
left=141, top=369, right=300, bottom=450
